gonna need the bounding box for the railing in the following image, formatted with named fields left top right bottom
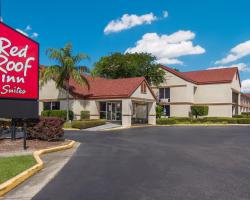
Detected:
left=159, top=98, right=170, bottom=104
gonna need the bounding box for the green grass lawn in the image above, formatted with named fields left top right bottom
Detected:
left=0, top=155, right=36, bottom=184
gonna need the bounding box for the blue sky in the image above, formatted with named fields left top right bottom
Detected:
left=3, top=0, right=250, bottom=91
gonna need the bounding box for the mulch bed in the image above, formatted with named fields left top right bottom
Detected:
left=0, top=139, right=68, bottom=154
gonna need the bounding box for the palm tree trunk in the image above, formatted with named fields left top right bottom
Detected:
left=66, top=81, right=70, bottom=121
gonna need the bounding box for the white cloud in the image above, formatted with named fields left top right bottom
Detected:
left=31, top=32, right=39, bottom=38
left=208, top=63, right=250, bottom=72
left=163, top=10, right=169, bottom=18
left=104, top=13, right=157, bottom=34
left=241, top=79, right=250, bottom=92
left=126, top=30, right=205, bottom=65
left=16, top=29, right=29, bottom=37
left=215, top=40, right=250, bottom=64
left=16, top=26, right=39, bottom=39
left=25, top=25, right=32, bottom=31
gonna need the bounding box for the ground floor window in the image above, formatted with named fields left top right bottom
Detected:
left=163, top=105, right=170, bottom=117
left=100, top=102, right=122, bottom=121
left=43, top=101, right=60, bottom=110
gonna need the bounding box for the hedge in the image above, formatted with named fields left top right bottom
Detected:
left=41, top=110, right=74, bottom=121
left=71, top=119, right=106, bottom=129
left=194, top=117, right=238, bottom=124
left=80, top=111, right=90, bottom=120
left=237, top=118, right=250, bottom=124
left=240, top=112, right=250, bottom=118
left=156, top=118, right=176, bottom=125
left=156, top=117, right=250, bottom=125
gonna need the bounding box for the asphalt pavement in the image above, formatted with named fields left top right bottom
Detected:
left=33, top=126, right=250, bottom=200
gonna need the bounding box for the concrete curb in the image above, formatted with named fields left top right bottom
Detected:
left=0, top=140, right=75, bottom=197
left=63, top=128, right=80, bottom=131
left=156, top=124, right=250, bottom=127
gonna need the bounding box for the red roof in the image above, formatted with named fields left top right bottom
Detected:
left=161, top=66, right=239, bottom=85
left=69, top=75, right=154, bottom=99
left=243, top=93, right=250, bottom=98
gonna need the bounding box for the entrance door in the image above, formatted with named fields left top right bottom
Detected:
left=132, top=103, right=148, bottom=124
left=106, top=102, right=122, bottom=121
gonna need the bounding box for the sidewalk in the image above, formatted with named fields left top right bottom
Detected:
left=84, top=122, right=121, bottom=131
left=1, top=143, right=80, bottom=200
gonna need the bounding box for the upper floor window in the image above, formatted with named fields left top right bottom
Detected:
left=43, top=101, right=60, bottom=110
left=159, top=88, right=170, bottom=99
left=193, top=86, right=197, bottom=95
left=141, top=82, right=147, bottom=93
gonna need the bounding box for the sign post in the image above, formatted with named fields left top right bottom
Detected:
left=0, top=22, right=39, bottom=149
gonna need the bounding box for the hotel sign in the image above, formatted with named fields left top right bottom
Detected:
left=0, top=22, right=39, bottom=118
left=0, top=22, right=39, bottom=100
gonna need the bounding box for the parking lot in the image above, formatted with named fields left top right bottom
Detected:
left=33, top=126, right=250, bottom=200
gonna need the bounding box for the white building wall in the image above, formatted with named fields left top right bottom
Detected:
left=39, top=79, right=156, bottom=126
left=171, top=104, right=191, bottom=117
left=155, top=70, right=195, bottom=117
left=157, top=69, right=242, bottom=117
left=131, top=83, right=156, bottom=100
left=194, top=84, right=232, bottom=104
left=122, top=99, right=133, bottom=127
left=39, top=80, right=98, bottom=119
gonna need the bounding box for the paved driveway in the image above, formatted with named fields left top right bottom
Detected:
left=33, top=126, right=250, bottom=200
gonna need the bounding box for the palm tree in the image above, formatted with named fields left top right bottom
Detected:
left=40, top=43, right=90, bottom=121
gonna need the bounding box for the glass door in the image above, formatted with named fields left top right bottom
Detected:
left=107, top=102, right=112, bottom=120
left=105, top=102, right=122, bottom=121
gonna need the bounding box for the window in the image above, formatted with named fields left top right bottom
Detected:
left=141, top=82, right=147, bottom=93
left=99, top=102, right=122, bottom=121
left=163, top=105, right=170, bottom=116
left=193, top=86, right=197, bottom=95
left=43, top=101, right=60, bottom=110
left=159, top=88, right=170, bottom=99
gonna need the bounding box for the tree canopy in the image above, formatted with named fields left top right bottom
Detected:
left=92, top=52, right=165, bottom=86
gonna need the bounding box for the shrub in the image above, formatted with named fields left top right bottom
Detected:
left=27, top=117, right=64, bottom=141
left=80, top=111, right=90, bottom=120
left=156, top=118, right=176, bottom=125
left=241, top=112, right=250, bottom=117
left=63, top=121, right=72, bottom=128
left=156, top=105, right=164, bottom=118
left=233, top=115, right=244, bottom=118
left=202, top=117, right=238, bottom=124
left=191, top=105, right=209, bottom=118
left=173, top=117, right=191, bottom=123
left=71, top=119, right=106, bottom=129
left=41, top=110, right=74, bottom=120
left=237, top=118, right=250, bottom=124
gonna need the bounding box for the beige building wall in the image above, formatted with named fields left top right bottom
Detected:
left=131, top=84, right=155, bottom=100
left=39, top=80, right=98, bottom=119
left=39, top=79, right=156, bottom=127
left=170, top=104, right=191, bottom=117
left=157, top=69, right=242, bottom=118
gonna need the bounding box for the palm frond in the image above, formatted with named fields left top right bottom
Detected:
left=73, top=54, right=90, bottom=64
left=43, top=43, right=90, bottom=91
left=46, top=48, right=64, bottom=65
left=40, top=66, right=60, bottom=87
left=78, top=66, right=90, bottom=74
left=71, top=69, right=90, bottom=89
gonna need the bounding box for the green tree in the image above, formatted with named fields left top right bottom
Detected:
left=92, top=52, right=165, bottom=86
left=191, top=105, right=209, bottom=118
left=156, top=105, right=164, bottom=118
left=40, top=43, right=90, bottom=121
